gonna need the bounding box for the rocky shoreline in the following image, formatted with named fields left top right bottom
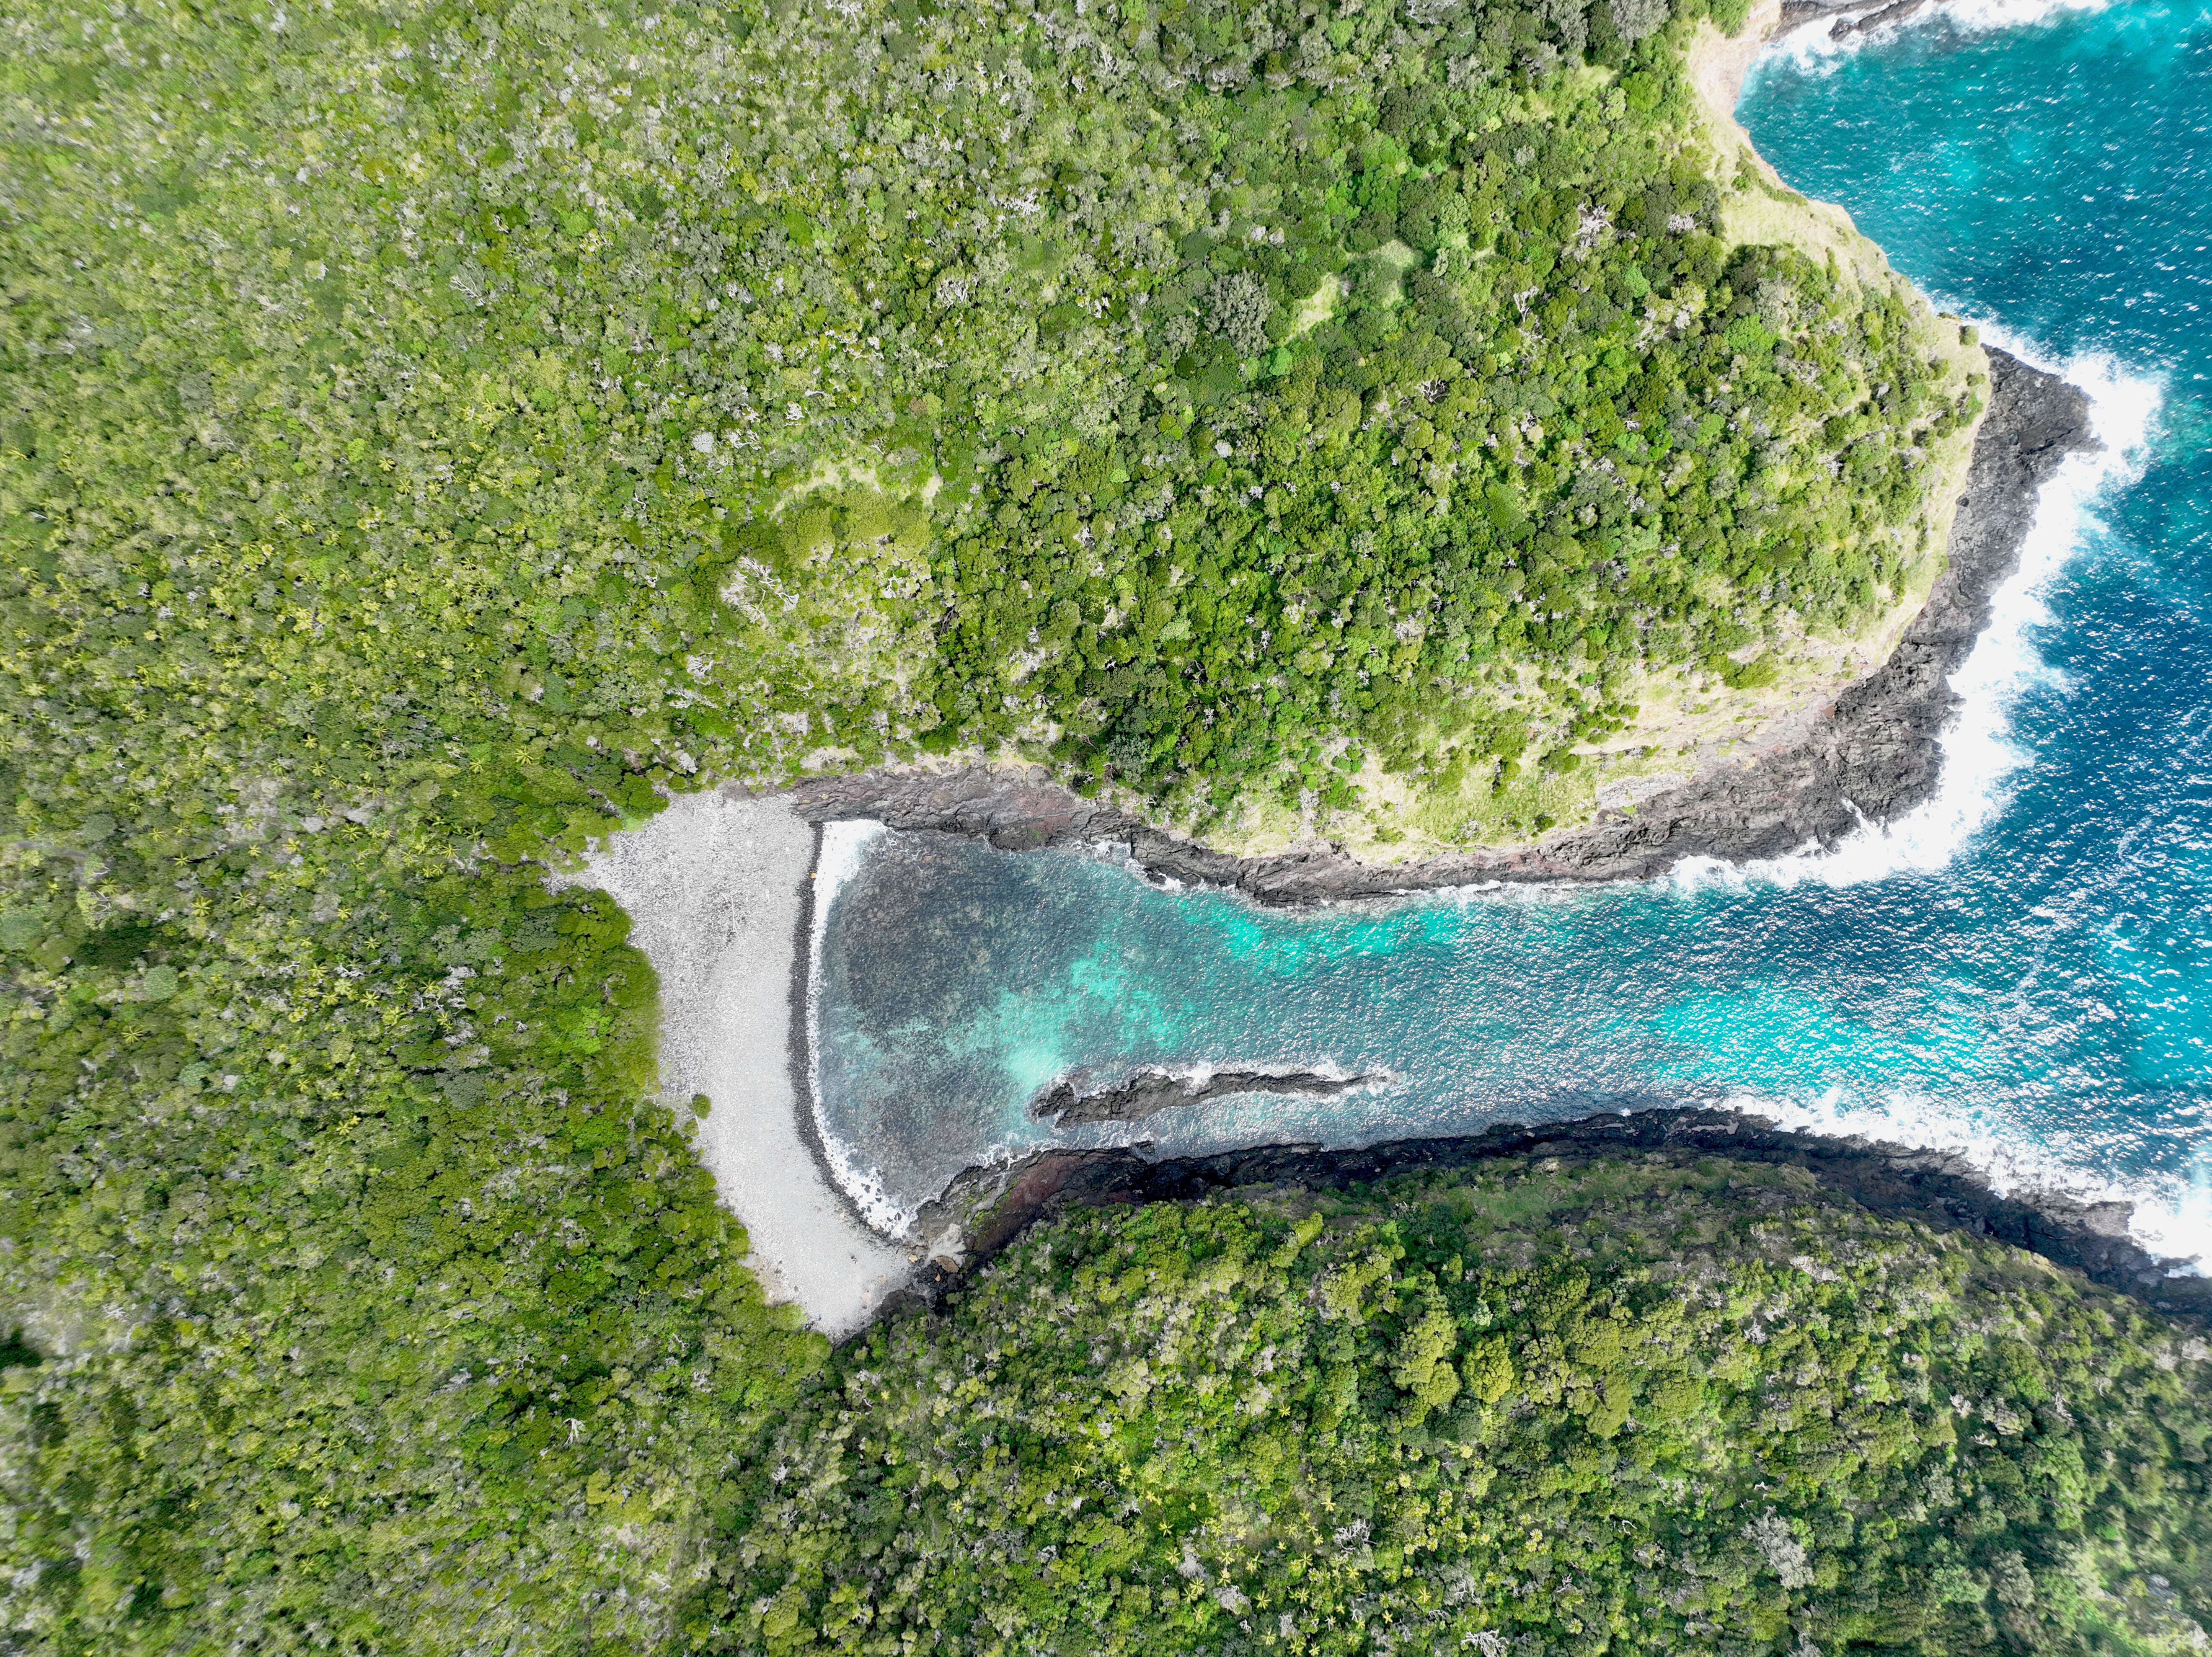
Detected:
left=897, top=1107, right=2209, bottom=1322
left=792, top=350, right=2093, bottom=904
left=1780, top=0, right=1936, bottom=41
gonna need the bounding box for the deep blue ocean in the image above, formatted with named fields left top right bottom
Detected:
left=812, top=0, right=2212, bottom=1254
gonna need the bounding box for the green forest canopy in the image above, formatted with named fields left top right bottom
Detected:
left=731, top=1159, right=2212, bottom=1655
left=0, top=0, right=2004, bottom=1649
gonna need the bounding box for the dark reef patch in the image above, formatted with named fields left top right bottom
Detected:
left=1032, top=1066, right=1385, bottom=1126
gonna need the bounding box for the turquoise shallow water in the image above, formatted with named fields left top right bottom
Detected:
left=815, top=0, right=2212, bottom=1252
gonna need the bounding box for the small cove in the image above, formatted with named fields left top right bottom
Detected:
left=812, top=0, right=2212, bottom=1257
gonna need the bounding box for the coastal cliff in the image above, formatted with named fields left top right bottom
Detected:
left=792, top=349, right=2093, bottom=901
left=904, top=1105, right=2211, bottom=1321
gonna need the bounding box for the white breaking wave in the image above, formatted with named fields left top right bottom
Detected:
left=1762, top=0, right=2115, bottom=71
left=804, top=819, right=914, bottom=1235
left=1667, top=334, right=2160, bottom=894
left=793, top=359, right=2172, bottom=1254
left=1708, top=8, right=2186, bottom=1262
left=1934, top=0, right=2116, bottom=34
left=1715, top=1084, right=2212, bottom=1270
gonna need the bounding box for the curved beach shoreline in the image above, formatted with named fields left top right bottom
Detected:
left=594, top=337, right=2096, bottom=1335
left=614, top=337, right=2102, bottom=1337
left=574, top=791, right=913, bottom=1336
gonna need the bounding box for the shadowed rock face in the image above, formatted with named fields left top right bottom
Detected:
left=789, top=350, right=2093, bottom=904
left=894, top=1108, right=2211, bottom=1325
left=1032, top=1066, right=1384, bottom=1126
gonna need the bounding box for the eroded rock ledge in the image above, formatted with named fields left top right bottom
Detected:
left=901, top=1107, right=2209, bottom=1323
left=1781, top=0, right=1933, bottom=41
left=792, top=350, right=2094, bottom=904
left=1033, top=1066, right=1384, bottom=1127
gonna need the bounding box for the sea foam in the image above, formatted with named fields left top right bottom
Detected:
left=1678, top=9, right=2194, bottom=1265
left=1762, top=0, right=2116, bottom=72
left=1714, top=1083, right=2212, bottom=1270
left=1479, top=333, right=2179, bottom=1259
left=1673, top=343, right=2184, bottom=1255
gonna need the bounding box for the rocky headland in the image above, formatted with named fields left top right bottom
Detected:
left=775, top=51, right=2102, bottom=1325
left=792, top=349, right=2094, bottom=904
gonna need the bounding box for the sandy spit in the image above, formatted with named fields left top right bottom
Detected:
left=574, top=787, right=912, bottom=1339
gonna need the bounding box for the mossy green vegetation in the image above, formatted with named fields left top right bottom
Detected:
left=0, top=862, right=828, bottom=1649
left=723, top=1159, right=2212, bottom=1655
left=909, top=28, right=1976, bottom=832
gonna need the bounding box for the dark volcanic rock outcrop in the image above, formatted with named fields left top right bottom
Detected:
left=792, top=350, right=2095, bottom=903
left=1033, top=1066, right=1382, bottom=1126
left=910, top=1108, right=2209, bottom=1321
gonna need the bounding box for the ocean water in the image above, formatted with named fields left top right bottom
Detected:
left=813, top=0, right=2212, bottom=1254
